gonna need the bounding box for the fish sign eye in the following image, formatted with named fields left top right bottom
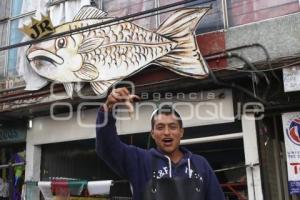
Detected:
left=56, top=37, right=67, bottom=49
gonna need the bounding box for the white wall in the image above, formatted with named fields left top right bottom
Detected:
left=27, top=89, right=234, bottom=146
left=117, top=89, right=235, bottom=134
left=27, top=108, right=97, bottom=145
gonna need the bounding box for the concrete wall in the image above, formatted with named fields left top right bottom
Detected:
left=225, top=12, right=300, bottom=67
left=198, top=12, right=300, bottom=69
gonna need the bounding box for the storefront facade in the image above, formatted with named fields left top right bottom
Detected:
left=0, top=0, right=300, bottom=199
left=23, top=88, right=263, bottom=199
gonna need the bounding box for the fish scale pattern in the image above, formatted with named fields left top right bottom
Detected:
left=85, top=43, right=175, bottom=71
left=75, top=21, right=176, bottom=73
left=75, top=21, right=170, bottom=45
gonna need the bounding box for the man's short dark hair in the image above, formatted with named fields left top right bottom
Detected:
left=151, top=105, right=182, bottom=129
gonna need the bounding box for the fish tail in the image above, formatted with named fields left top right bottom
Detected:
left=155, top=7, right=210, bottom=78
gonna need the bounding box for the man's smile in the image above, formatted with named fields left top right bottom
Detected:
left=162, top=138, right=174, bottom=146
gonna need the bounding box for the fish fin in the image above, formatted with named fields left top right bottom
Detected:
left=78, top=37, right=104, bottom=53
left=155, top=7, right=210, bottom=78
left=90, top=79, right=119, bottom=96
left=74, top=63, right=99, bottom=81
left=63, top=83, right=75, bottom=98
left=73, top=6, right=107, bottom=21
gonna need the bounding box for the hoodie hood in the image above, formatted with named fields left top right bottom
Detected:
left=149, top=146, right=192, bottom=159
left=149, top=147, right=194, bottom=178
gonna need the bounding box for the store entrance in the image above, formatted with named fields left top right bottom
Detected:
left=183, top=138, right=247, bottom=200
left=0, top=144, right=26, bottom=200
left=40, top=139, right=131, bottom=199
left=40, top=139, right=119, bottom=181
left=40, top=138, right=247, bottom=199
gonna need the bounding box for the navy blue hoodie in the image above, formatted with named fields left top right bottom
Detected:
left=96, top=110, right=225, bottom=200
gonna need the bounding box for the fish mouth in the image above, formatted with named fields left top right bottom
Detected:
left=27, top=49, right=64, bottom=65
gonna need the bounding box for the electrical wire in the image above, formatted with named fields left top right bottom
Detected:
left=223, top=60, right=300, bottom=72
left=208, top=65, right=269, bottom=104
left=227, top=52, right=270, bottom=84
left=214, top=162, right=259, bottom=173
left=205, top=43, right=281, bottom=83
left=134, top=77, right=183, bottom=88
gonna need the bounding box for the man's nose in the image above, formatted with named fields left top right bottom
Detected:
left=163, top=127, right=171, bottom=135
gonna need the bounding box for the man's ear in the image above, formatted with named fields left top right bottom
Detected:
left=151, top=130, right=155, bottom=140
left=180, top=128, right=184, bottom=138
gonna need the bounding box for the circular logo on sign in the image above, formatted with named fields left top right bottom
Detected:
left=287, top=118, right=300, bottom=146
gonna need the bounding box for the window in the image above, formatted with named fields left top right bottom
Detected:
left=0, top=22, right=8, bottom=79
left=0, top=0, right=37, bottom=80
left=0, top=0, right=10, bottom=79
left=102, top=0, right=156, bottom=30
left=100, top=0, right=224, bottom=32
left=195, top=0, right=224, bottom=33
left=227, top=0, right=300, bottom=27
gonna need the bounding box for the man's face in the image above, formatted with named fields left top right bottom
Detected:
left=151, top=114, right=183, bottom=156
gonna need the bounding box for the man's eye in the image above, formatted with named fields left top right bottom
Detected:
left=169, top=124, right=178, bottom=130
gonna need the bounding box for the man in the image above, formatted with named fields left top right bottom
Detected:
left=96, top=87, right=225, bottom=200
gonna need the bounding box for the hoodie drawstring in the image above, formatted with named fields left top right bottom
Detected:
left=163, top=156, right=192, bottom=179
left=188, top=158, right=192, bottom=178
left=164, top=155, right=172, bottom=178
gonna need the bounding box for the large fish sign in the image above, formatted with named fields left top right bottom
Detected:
left=25, top=6, right=210, bottom=96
